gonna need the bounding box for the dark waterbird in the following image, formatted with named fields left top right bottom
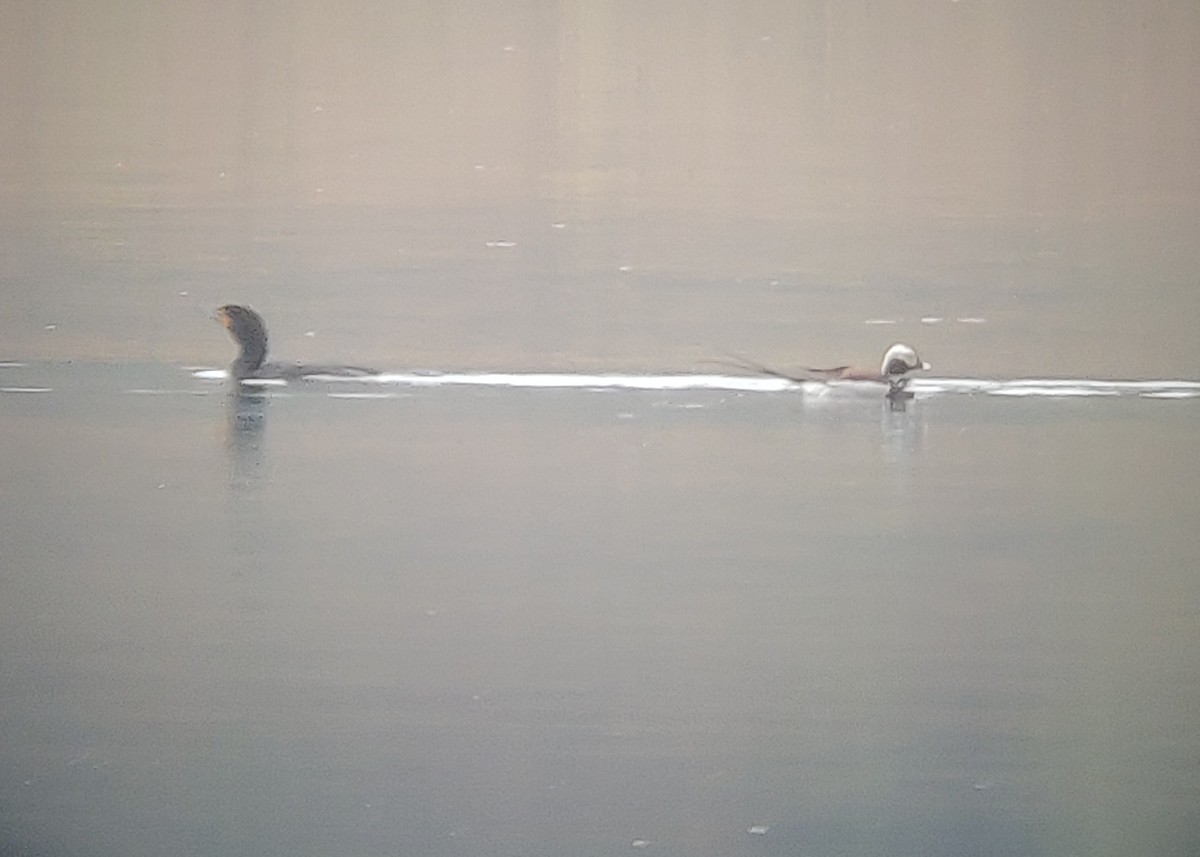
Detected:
left=215, top=304, right=377, bottom=380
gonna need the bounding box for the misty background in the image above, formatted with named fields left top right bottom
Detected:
left=2, top=1, right=1198, bottom=376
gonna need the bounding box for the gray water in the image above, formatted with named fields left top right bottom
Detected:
left=3, top=365, right=1199, bottom=856
left=3, top=1, right=1200, bottom=855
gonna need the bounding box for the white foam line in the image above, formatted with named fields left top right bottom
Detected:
left=126, top=389, right=212, bottom=396
left=188, top=368, right=1200, bottom=400
left=1, top=387, right=52, bottom=393
left=239, top=378, right=287, bottom=387
left=0, top=362, right=26, bottom=368
left=1000, top=378, right=1200, bottom=390
left=909, top=379, right=998, bottom=393
left=327, top=392, right=403, bottom=399
left=987, top=387, right=1118, bottom=398
left=911, top=378, right=1200, bottom=394
left=1141, top=390, right=1200, bottom=399
left=371, top=372, right=794, bottom=392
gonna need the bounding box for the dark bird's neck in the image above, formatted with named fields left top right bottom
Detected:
left=228, top=313, right=269, bottom=378
left=232, top=345, right=266, bottom=378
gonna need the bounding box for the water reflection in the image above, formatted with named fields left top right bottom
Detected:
left=223, top=384, right=270, bottom=567
left=886, top=388, right=913, bottom=412
left=881, top=395, right=924, bottom=458
left=226, top=386, right=268, bottom=487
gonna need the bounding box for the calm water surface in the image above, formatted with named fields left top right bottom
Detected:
left=4, top=2, right=1200, bottom=855
left=2, top=363, right=1198, bottom=856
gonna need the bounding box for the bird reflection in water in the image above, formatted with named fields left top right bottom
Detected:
left=226, top=386, right=268, bottom=489
left=881, top=394, right=925, bottom=457
left=223, top=384, right=271, bottom=568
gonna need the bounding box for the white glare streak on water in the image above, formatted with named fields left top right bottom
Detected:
left=189, top=368, right=1200, bottom=400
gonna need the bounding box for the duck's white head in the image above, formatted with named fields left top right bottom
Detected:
left=880, top=343, right=931, bottom=378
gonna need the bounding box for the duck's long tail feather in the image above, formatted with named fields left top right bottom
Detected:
left=705, top=353, right=811, bottom=384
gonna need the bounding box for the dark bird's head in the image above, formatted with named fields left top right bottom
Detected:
left=215, top=304, right=269, bottom=378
